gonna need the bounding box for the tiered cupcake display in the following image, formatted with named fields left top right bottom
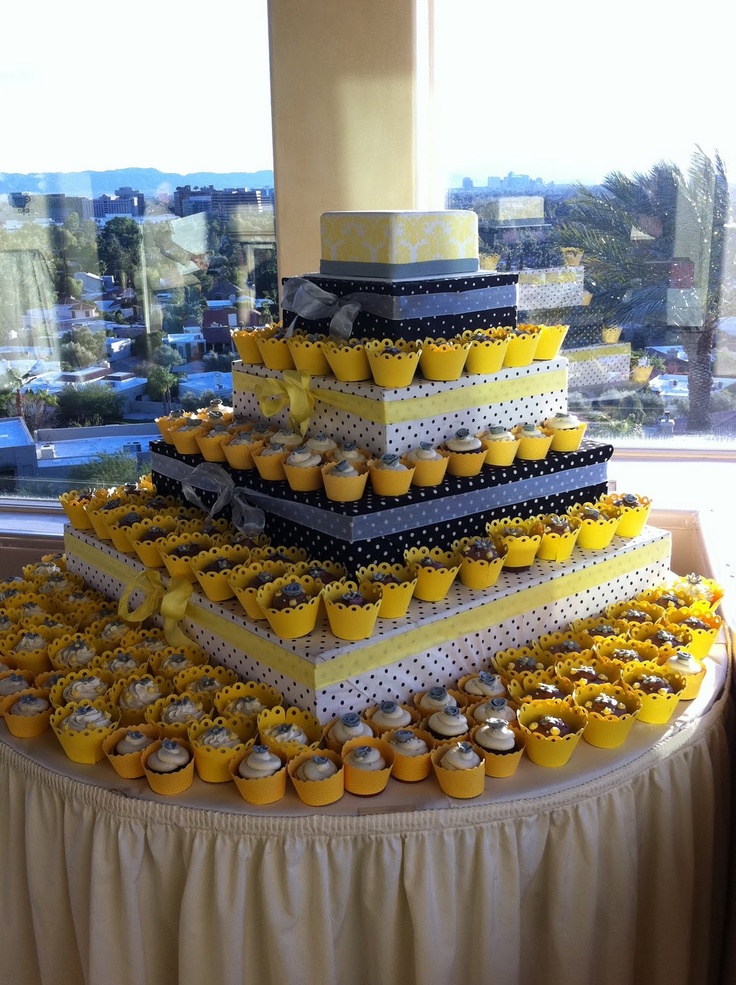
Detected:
left=0, top=549, right=723, bottom=804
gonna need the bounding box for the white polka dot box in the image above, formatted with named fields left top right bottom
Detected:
left=63, top=523, right=672, bottom=725
left=232, top=357, right=568, bottom=456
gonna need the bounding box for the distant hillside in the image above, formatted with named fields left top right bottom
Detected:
left=0, top=168, right=275, bottom=199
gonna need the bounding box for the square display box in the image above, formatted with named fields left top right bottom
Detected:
left=281, top=270, right=518, bottom=342
left=150, top=438, right=612, bottom=566
left=233, top=357, right=568, bottom=455
left=65, top=525, right=672, bottom=725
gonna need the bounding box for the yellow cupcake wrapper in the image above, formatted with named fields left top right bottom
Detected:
left=230, top=743, right=288, bottom=804
left=142, top=739, right=195, bottom=795
left=341, top=737, right=394, bottom=796
left=288, top=749, right=344, bottom=806
left=431, top=742, right=486, bottom=798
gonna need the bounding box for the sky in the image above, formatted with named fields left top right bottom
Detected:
left=2, top=1, right=734, bottom=188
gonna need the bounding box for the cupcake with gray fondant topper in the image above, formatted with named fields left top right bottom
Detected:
left=322, top=456, right=369, bottom=502
left=478, top=424, right=520, bottom=467
left=442, top=428, right=488, bottom=477
left=405, top=441, right=450, bottom=487
left=367, top=453, right=415, bottom=496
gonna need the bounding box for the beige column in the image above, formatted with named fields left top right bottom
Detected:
left=267, top=0, right=436, bottom=281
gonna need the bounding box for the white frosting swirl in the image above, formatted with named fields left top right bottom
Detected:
left=343, top=745, right=386, bottom=771
left=160, top=697, right=205, bottom=724
left=146, top=739, right=191, bottom=772
left=306, top=434, right=337, bottom=454
left=474, top=719, right=516, bottom=752
left=666, top=650, right=702, bottom=676
left=407, top=442, right=441, bottom=463
left=9, top=694, right=50, bottom=717
left=329, top=713, right=373, bottom=745
left=463, top=672, right=505, bottom=698
left=227, top=696, right=266, bottom=718
left=264, top=722, right=308, bottom=745
left=286, top=447, right=322, bottom=468
left=417, top=687, right=457, bottom=714
left=116, top=730, right=154, bottom=755
left=13, top=632, right=46, bottom=653
left=388, top=730, right=428, bottom=756
left=445, top=429, right=482, bottom=452
left=440, top=741, right=481, bottom=771
left=371, top=701, right=412, bottom=729
left=428, top=706, right=469, bottom=738
left=119, top=677, right=163, bottom=711
left=63, top=676, right=108, bottom=703
left=198, top=724, right=241, bottom=749
left=296, top=755, right=338, bottom=781
left=0, top=674, right=31, bottom=696
left=238, top=745, right=283, bottom=778
left=60, top=705, right=112, bottom=732
left=472, top=697, right=516, bottom=723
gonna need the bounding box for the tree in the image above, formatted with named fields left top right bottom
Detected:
left=153, top=343, right=185, bottom=369
left=555, top=149, right=731, bottom=434
left=146, top=365, right=180, bottom=412
left=67, top=451, right=140, bottom=489
left=97, top=217, right=143, bottom=289
left=59, top=325, right=107, bottom=370
left=56, top=384, right=125, bottom=427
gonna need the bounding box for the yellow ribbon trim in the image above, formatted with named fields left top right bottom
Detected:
left=66, top=531, right=669, bottom=690
left=252, top=369, right=315, bottom=436
left=67, top=532, right=193, bottom=649
left=237, top=369, right=568, bottom=426
left=566, top=344, right=629, bottom=361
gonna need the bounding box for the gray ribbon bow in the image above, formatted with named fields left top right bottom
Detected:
left=281, top=276, right=390, bottom=340
left=182, top=463, right=265, bottom=536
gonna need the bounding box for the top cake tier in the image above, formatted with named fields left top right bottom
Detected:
left=319, top=210, right=479, bottom=279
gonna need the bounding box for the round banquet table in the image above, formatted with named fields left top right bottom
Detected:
left=0, top=645, right=733, bottom=985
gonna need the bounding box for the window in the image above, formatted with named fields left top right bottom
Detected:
left=1, top=1, right=274, bottom=499
left=433, top=0, right=736, bottom=448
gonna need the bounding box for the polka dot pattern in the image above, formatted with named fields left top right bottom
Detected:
left=233, top=359, right=568, bottom=454
left=64, top=526, right=672, bottom=724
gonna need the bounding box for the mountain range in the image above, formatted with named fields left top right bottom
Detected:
left=0, top=168, right=275, bottom=200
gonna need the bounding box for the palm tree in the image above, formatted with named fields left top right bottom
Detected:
left=555, top=149, right=730, bottom=434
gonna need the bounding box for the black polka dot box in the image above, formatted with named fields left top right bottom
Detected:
left=150, top=438, right=613, bottom=569
left=280, top=270, right=518, bottom=344
left=63, top=518, right=672, bottom=726
left=231, top=356, right=568, bottom=456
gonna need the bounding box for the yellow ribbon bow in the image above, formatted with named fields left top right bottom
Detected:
left=118, top=569, right=193, bottom=648
left=254, top=369, right=315, bottom=436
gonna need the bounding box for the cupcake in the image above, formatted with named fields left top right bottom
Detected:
left=512, top=423, right=553, bottom=460
left=252, top=442, right=289, bottom=482
left=255, top=329, right=296, bottom=370
left=283, top=446, right=325, bottom=492
left=2, top=689, right=53, bottom=737
left=366, top=700, right=418, bottom=735
left=419, top=337, right=471, bottom=382
left=486, top=517, right=543, bottom=571
left=453, top=537, right=505, bottom=589
left=231, top=744, right=287, bottom=805
left=222, top=429, right=265, bottom=471
left=458, top=671, right=507, bottom=701
left=414, top=686, right=459, bottom=716
left=324, top=711, right=375, bottom=752
left=462, top=329, right=509, bottom=375
left=331, top=441, right=371, bottom=467
left=469, top=695, right=517, bottom=724
left=404, top=547, right=460, bottom=602
left=324, top=338, right=371, bottom=381
left=517, top=699, right=587, bottom=768
left=405, top=442, right=450, bottom=487
left=257, top=706, right=322, bottom=758
left=478, top=425, right=519, bottom=467
left=341, top=737, right=394, bottom=796
left=142, top=738, right=195, bottom=795
left=542, top=412, right=586, bottom=452
left=533, top=323, right=569, bottom=360
left=287, top=332, right=331, bottom=376
left=502, top=327, right=540, bottom=367
left=573, top=684, right=641, bottom=749
left=365, top=339, right=422, bottom=388
left=322, top=459, right=369, bottom=502
left=214, top=681, right=283, bottom=722
left=356, top=563, right=417, bottom=619
left=288, top=749, right=344, bottom=806
left=425, top=704, right=470, bottom=742
left=257, top=576, right=323, bottom=639
left=189, top=718, right=251, bottom=783
left=386, top=728, right=433, bottom=782
left=663, top=650, right=705, bottom=700
left=51, top=700, right=119, bottom=764
left=602, top=492, right=652, bottom=538
left=367, top=454, right=415, bottom=497
left=431, top=740, right=485, bottom=798
left=619, top=667, right=685, bottom=724
left=569, top=503, right=620, bottom=551
left=442, top=429, right=487, bottom=477
left=472, top=719, right=526, bottom=777
left=536, top=514, right=581, bottom=562
left=102, top=724, right=160, bottom=778
left=322, top=581, right=382, bottom=641
left=306, top=433, right=338, bottom=456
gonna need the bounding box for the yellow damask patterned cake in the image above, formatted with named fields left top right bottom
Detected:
left=319, top=210, right=479, bottom=278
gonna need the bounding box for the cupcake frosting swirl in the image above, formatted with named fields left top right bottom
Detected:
left=474, top=718, right=516, bottom=752
left=296, top=755, right=338, bottom=781
left=343, top=745, right=386, bottom=771
left=441, top=741, right=481, bottom=771
left=238, top=744, right=283, bottom=778
left=147, top=738, right=190, bottom=772
left=371, top=700, right=412, bottom=729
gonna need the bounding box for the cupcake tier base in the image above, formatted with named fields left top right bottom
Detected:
left=65, top=525, right=671, bottom=725
left=151, top=438, right=611, bottom=567
left=232, top=356, right=567, bottom=455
